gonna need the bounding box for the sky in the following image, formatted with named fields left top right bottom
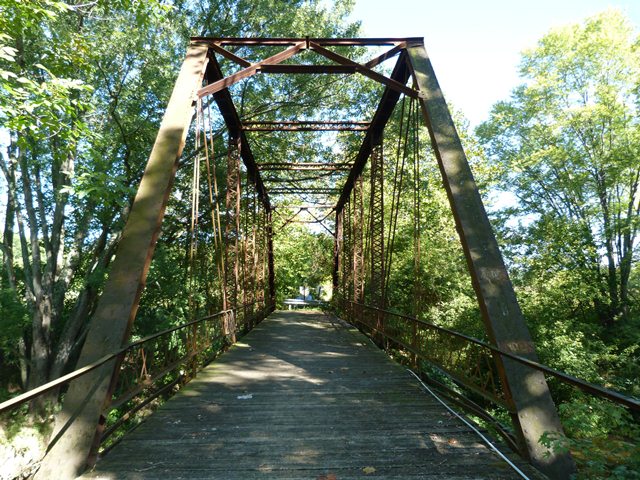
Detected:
left=349, top=0, right=640, bottom=127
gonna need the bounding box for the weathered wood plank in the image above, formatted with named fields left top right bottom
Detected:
left=82, top=311, right=541, bottom=479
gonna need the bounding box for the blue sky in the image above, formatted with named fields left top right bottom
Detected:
left=349, top=0, right=640, bottom=127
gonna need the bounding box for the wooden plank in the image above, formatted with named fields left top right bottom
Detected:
left=83, top=311, right=541, bottom=480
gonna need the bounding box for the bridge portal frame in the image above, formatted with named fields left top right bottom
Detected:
left=36, top=37, right=574, bottom=480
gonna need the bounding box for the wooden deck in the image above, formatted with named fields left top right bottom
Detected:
left=82, top=311, right=539, bottom=479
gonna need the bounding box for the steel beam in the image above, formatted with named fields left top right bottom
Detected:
left=341, top=199, right=352, bottom=302
left=332, top=210, right=343, bottom=295
left=198, top=42, right=305, bottom=98
left=35, top=42, right=210, bottom=480
left=224, top=138, right=241, bottom=326
left=266, top=209, right=275, bottom=307
left=369, top=143, right=385, bottom=311
left=259, top=64, right=357, bottom=74
left=246, top=127, right=365, bottom=132
left=208, top=43, right=251, bottom=67
left=192, top=37, right=422, bottom=46
left=258, top=162, right=352, bottom=171
left=335, top=52, right=411, bottom=213
left=364, top=43, right=406, bottom=69
left=270, top=188, right=341, bottom=194
left=204, top=54, right=271, bottom=212
left=406, top=42, right=575, bottom=479
left=309, top=42, right=418, bottom=99
left=353, top=177, right=364, bottom=304
left=245, top=121, right=369, bottom=126
left=245, top=121, right=368, bottom=132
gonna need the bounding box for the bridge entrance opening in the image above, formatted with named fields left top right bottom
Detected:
left=25, top=37, right=582, bottom=479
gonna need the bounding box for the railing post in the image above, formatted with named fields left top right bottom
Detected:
left=35, top=42, right=210, bottom=480
left=405, top=40, right=575, bottom=479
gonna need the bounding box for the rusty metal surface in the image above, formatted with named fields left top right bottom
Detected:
left=269, top=188, right=342, bottom=195
left=224, top=139, right=241, bottom=320
left=34, top=43, right=211, bottom=480
left=257, top=162, right=353, bottom=170
left=332, top=209, right=343, bottom=295
left=353, top=177, right=364, bottom=304
left=309, top=41, right=419, bottom=99
left=334, top=52, right=411, bottom=214
left=245, top=121, right=368, bottom=132
left=406, top=43, right=575, bottom=479
left=368, top=143, right=385, bottom=310
left=364, top=43, right=407, bottom=68
left=208, top=43, right=251, bottom=67
left=192, top=37, right=422, bottom=46
left=205, top=55, right=270, bottom=211
left=198, top=42, right=305, bottom=98
left=259, top=64, right=357, bottom=74
left=341, top=198, right=352, bottom=304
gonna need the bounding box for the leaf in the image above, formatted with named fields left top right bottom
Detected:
left=0, top=70, right=17, bottom=80
left=362, top=466, right=376, bottom=474
left=0, top=46, right=18, bottom=62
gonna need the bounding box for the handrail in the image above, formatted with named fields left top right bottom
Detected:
left=349, top=301, right=640, bottom=411
left=0, top=308, right=234, bottom=414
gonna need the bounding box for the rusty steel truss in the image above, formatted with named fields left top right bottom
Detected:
left=37, top=37, right=575, bottom=480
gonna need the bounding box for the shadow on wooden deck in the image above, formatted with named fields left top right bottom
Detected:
left=81, top=310, right=541, bottom=479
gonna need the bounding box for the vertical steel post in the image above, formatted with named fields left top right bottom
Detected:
left=353, top=177, right=364, bottom=305
left=224, top=137, right=241, bottom=341
left=406, top=41, right=575, bottom=479
left=332, top=209, right=343, bottom=304
left=35, top=42, right=210, bottom=480
left=341, top=199, right=352, bottom=305
left=257, top=208, right=266, bottom=307
left=369, top=142, right=385, bottom=340
left=266, top=208, right=276, bottom=310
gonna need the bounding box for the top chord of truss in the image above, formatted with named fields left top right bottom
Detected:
left=243, top=121, right=370, bottom=132
left=192, top=37, right=424, bottom=47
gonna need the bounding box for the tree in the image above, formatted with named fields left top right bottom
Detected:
left=0, top=0, right=362, bottom=412
left=0, top=0, right=184, bottom=411
left=273, top=222, right=333, bottom=303
left=477, top=10, right=640, bottom=327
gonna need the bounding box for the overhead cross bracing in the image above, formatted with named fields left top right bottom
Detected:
left=30, top=36, right=584, bottom=480
left=192, top=37, right=423, bottom=236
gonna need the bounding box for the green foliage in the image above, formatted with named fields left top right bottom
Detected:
left=477, top=9, right=640, bottom=327
left=0, top=288, right=28, bottom=363
left=274, top=222, right=333, bottom=304
left=475, top=10, right=640, bottom=478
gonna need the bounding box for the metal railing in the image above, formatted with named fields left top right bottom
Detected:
left=0, top=300, right=273, bottom=453
left=338, top=300, right=640, bottom=463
